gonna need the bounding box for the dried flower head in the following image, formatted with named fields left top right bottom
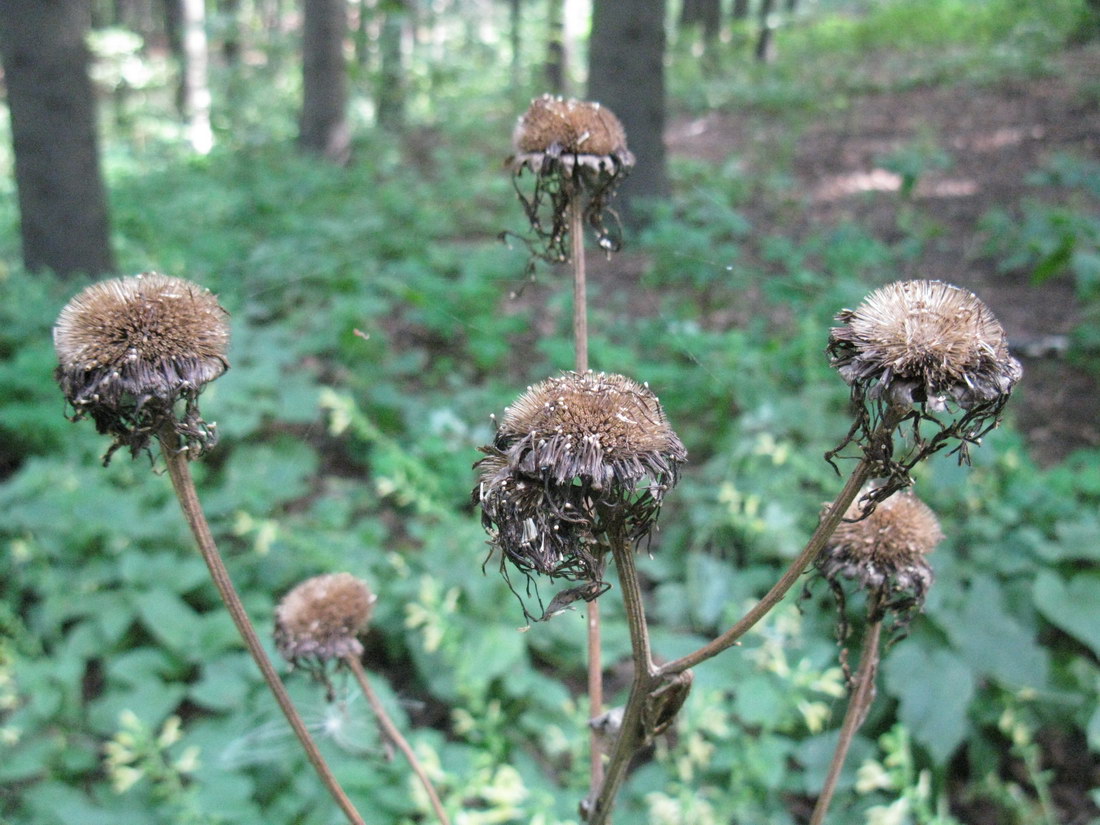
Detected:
left=54, top=272, right=230, bottom=462
left=275, top=573, right=376, bottom=669
left=829, top=280, right=1020, bottom=413
left=474, top=372, right=686, bottom=610
left=506, top=95, right=634, bottom=267
left=826, top=281, right=1021, bottom=496
left=818, top=489, right=943, bottom=619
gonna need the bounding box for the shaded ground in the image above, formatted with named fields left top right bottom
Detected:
left=667, top=45, right=1100, bottom=466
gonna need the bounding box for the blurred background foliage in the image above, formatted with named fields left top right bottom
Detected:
left=2, top=0, right=1100, bottom=823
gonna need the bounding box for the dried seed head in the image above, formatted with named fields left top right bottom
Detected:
left=818, top=490, right=943, bottom=605
left=513, top=95, right=630, bottom=159
left=54, top=273, right=230, bottom=461
left=474, top=372, right=686, bottom=599
left=507, top=96, right=634, bottom=266
left=275, top=573, right=376, bottom=667
left=828, top=280, right=1021, bottom=413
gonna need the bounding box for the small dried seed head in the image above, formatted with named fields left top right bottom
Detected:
left=828, top=280, right=1021, bottom=413
left=513, top=95, right=630, bottom=159
left=274, top=573, right=376, bottom=667
left=818, top=490, right=943, bottom=605
left=474, top=372, right=686, bottom=597
left=54, top=273, right=230, bottom=461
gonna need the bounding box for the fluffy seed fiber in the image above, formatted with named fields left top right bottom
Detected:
left=513, top=95, right=630, bottom=159
left=275, top=573, right=376, bottom=666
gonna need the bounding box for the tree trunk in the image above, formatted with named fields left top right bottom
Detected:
left=300, top=0, right=350, bottom=162
left=732, top=0, right=750, bottom=20
left=377, top=0, right=407, bottom=130
left=0, top=0, right=115, bottom=277
left=680, top=0, right=720, bottom=40
left=220, top=0, right=242, bottom=64
left=181, top=0, right=213, bottom=152
left=588, top=0, right=668, bottom=224
left=509, top=0, right=522, bottom=93
left=755, top=0, right=776, bottom=62
left=545, top=0, right=566, bottom=94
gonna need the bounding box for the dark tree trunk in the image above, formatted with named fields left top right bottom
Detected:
left=299, top=0, right=350, bottom=162
left=377, top=0, right=407, bottom=130
left=545, top=0, right=566, bottom=94
left=732, top=0, right=750, bottom=20
left=588, top=0, right=668, bottom=224
left=509, top=0, right=522, bottom=93
left=755, top=0, right=776, bottom=62
left=220, top=0, right=242, bottom=63
left=0, top=0, right=115, bottom=276
left=680, top=0, right=720, bottom=40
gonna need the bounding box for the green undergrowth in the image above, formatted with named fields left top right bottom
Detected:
left=3, top=2, right=1100, bottom=824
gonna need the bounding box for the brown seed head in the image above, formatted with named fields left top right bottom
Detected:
left=274, top=573, right=376, bottom=665
left=474, top=372, right=686, bottom=593
left=828, top=280, right=1021, bottom=412
left=54, top=273, right=230, bottom=460
left=819, top=490, right=943, bottom=601
left=513, top=95, right=630, bottom=158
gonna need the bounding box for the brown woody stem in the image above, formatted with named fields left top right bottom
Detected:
left=810, top=615, right=884, bottom=825
left=345, top=655, right=451, bottom=825
left=158, top=429, right=366, bottom=825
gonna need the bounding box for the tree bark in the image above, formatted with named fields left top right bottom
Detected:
left=545, top=0, right=566, bottom=94
left=755, top=0, right=776, bottom=62
left=299, top=0, right=350, bottom=163
left=181, top=0, right=214, bottom=153
left=588, top=0, right=669, bottom=224
left=0, top=0, right=115, bottom=277
left=732, top=0, right=750, bottom=20
left=680, top=0, right=720, bottom=40
left=377, top=0, right=407, bottom=130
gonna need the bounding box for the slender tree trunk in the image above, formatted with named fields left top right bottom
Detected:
left=545, top=0, right=566, bottom=94
left=181, top=0, right=214, bottom=152
left=377, top=0, right=406, bottom=130
left=588, top=0, right=669, bottom=224
left=300, top=0, right=350, bottom=162
left=680, top=0, right=720, bottom=40
left=509, top=0, right=522, bottom=94
left=732, top=0, right=750, bottom=20
left=0, top=0, right=115, bottom=276
left=220, top=0, right=242, bottom=63
left=755, top=0, right=776, bottom=62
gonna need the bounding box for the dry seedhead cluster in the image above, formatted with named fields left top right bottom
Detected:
left=275, top=573, right=377, bottom=674
left=474, top=372, right=685, bottom=616
left=826, top=280, right=1022, bottom=502
left=53, top=272, right=229, bottom=462
left=506, top=95, right=635, bottom=267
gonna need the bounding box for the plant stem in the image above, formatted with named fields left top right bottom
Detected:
left=570, top=185, right=605, bottom=791
left=657, top=455, right=874, bottom=677
left=586, top=528, right=658, bottom=825
left=810, top=615, right=883, bottom=825
left=345, top=655, right=451, bottom=825
left=157, top=430, right=366, bottom=825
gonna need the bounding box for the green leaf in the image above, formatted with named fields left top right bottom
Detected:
left=882, top=645, right=976, bottom=764
left=132, top=589, right=203, bottom=656
left=1033, top=570, right=1100, bottom=657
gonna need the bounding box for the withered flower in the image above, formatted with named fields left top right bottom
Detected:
left=54, top=272, right=229, bottom=462
left=507, top=95, right=634, bottom=264
left=474, top=372, right=686, bottom=605
left=827, top=280, right=1021, bottom=494
left=817, top=488, right=943, bottom=624
left=275, top=573, right=376, bottom=669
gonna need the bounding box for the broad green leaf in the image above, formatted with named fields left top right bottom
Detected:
left=882, top=645, right=976, bottom=764
left=1033, top=570, right=1100, bottom=657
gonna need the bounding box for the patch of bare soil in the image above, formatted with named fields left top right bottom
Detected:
left=668, top=46, right=1100, bottom=467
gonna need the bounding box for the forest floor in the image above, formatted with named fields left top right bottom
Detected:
left=665, top=44, right=1100, bottom=468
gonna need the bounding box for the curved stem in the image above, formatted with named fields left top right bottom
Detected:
left=810, top=616, right=883, bottom=825
left=658, top=455, right=873, bottom=676
left=345, top=655, right=451, bottom=825
left=158, top=431, right=366, bottom=825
